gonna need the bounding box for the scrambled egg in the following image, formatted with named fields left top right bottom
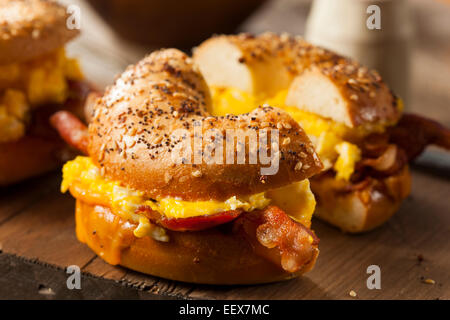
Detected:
left=209, top=87, right=382, bottom=181
left=334, top=142, right=361, bottom=180
left=0, top=89, right=28, bottom=142
left=0, top=48, right=83, bottom=143
left=62, top=156, right=316, bottom=237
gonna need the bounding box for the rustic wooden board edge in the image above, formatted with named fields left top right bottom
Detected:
left=0, top=252, right=194, bottom=300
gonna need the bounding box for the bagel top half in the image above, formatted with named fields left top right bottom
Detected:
left=88, top=49, right=322, bottom=201
left=193, top=32, right=400, bottom=128
left=0, top=0, right=79, bottom=64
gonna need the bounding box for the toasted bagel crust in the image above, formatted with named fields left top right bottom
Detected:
left=75, top=200, right=318, bottom=284
left=89, top=49, right=322, bottom=201
left=0, top=0, right=79, bottom=64
left=0, top=134, right=68, bottom=186
left=311, top=166, right=411, bottom=233
left=194, top=32, right=400, bottom=127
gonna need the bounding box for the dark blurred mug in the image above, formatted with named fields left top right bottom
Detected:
left=87, top=0, right=266, bottom=49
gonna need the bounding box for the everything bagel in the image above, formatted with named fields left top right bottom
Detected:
left=0, top=0, right=79, bottom=64
left=0, top=0, right=92, bottom=186
left=194, top=32, right=450, bottom=232
left=88, top=49, right=322, bottom=201
left=53, top=48, right=323, bottom=284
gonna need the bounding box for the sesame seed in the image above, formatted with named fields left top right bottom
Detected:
left=282, top=137, right=291, bottom=146
left=191, top=170, right=202, bottom=178
left=128, top=140, right=136, bottom=148
left=32, top=29, right=40, bottom=39
left=349, top=290, right=357, bottom=297
left=350, top=94, right=359, bottom=101
left=423, top=279, right=435, bottom=285
left=295, top=162, right=303, bottom=171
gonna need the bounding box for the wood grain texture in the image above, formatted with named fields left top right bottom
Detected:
left=0, top=169, right=448, bottom=299
left=0, top=0, right=448, bottom=299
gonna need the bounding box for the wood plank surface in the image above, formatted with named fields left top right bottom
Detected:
left=0, top=168, right=448, bottom=299
left=0, top=0, right=449, bottom=299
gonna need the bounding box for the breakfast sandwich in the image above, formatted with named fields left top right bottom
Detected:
left=51, top=49, right=325, bottom=284
left=194, top=32, right=450, bottom=233
left=0, top=0, right=92, bottom=185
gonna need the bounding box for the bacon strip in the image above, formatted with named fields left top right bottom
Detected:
left=356, top=143, right=408, bottom=178
left=388, top=113, right=450, bottom=161
left=234, top=206, right=319, bottom=273
left=348, top=113, right=449, bottom=182
left=50, top=111, right=89, bottom=154
left=136, top=205, right=242, bottom=231
left=138, top=204, right=318, bottom=272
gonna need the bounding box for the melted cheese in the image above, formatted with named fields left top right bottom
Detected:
left=209, top=87, right=385, bottom=181
left=265, top=179, right=316, bottom=227
left=334, top=142, right=361, bottom=180
left=62, top=156, right=316, bottom=236
left=0, top=47, right=82, bottom=142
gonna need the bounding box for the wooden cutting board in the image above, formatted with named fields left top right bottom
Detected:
left=0, top=166, right=448, bottom=299
left=0, top=0, right=449, bottom=300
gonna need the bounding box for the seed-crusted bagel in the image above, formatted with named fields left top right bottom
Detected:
left=193, top=32, right=449, bottom=233
left=88, top=49, right=323, bottom=201
left=193, top=32, right=400, bottom=128
left=0, top=0, right=79, bottom=64
left=0, top=133, right=65, bottom=186
left=54, top=48, right=323, bottom=284
left=311, top=166, right=411, bottom=233
left=0, top=0, right=91, bottom=186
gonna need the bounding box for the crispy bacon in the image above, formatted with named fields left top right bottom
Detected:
left=61, top=80, right=98, bottom=121
left=137, top=204, right=318, bottom=272
left=349, top=113, right=450, bottom=182
left=136, top=205, right=242, bottom=231
left=234, top=206, right=319, bottom=273
left=356, top=143, right=409, bottom=178
left=361, top=133, right=390, bottom=157
left=362, top=144, right=397, bottom=171
left=388, top=113, right=450, bottom=161
left=50, top=111, right=89, bottom=154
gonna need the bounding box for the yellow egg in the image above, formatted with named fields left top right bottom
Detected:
left=61, top=156, right=317, bottom=233
left=266, top=180, right=316, bottom=227
left=334, top=142, right=362, bottom=181
left=209, top=86, right=378, bottom=181
left=0, top=47, right=83, bottom=142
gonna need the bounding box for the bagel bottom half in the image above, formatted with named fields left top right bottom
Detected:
left=311, top=166, right=411, bottom=233
left=0, top=134, right=69, bottom=186
left=75, top=200, right=319, bottom=285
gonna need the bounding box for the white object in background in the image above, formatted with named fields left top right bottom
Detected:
left=305, top=0, right=414, bottom=107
